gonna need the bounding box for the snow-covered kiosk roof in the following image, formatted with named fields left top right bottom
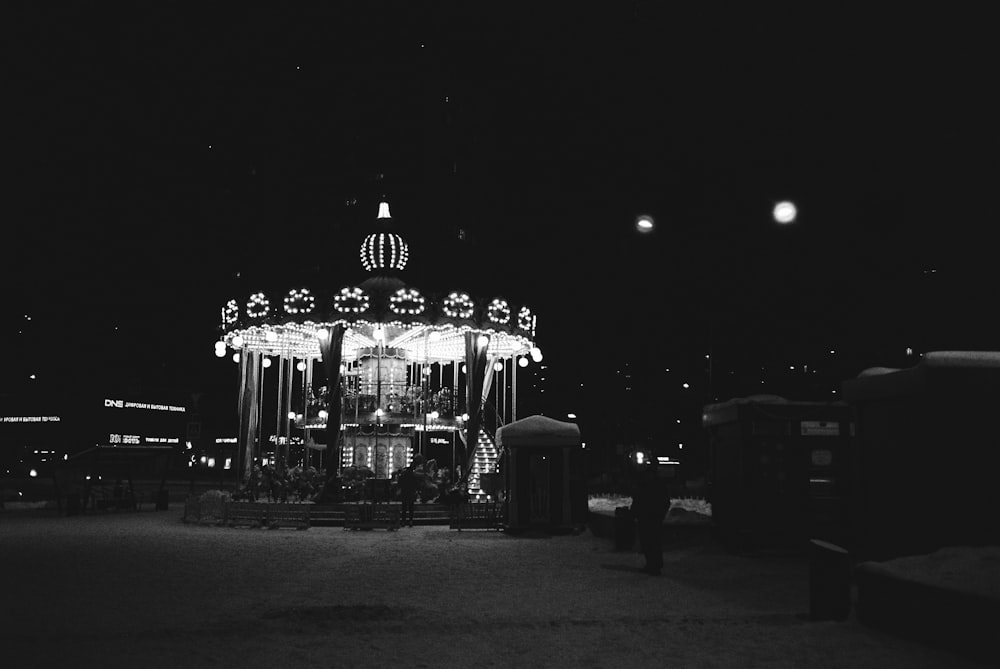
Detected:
left=842, top=351, right=1000, bottom=401
left=496, top=415, right=581, bottom=449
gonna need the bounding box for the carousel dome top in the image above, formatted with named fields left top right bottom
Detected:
left=360, top=200, right=408, bottom=272
left=217, top=198, right=540, bottom=364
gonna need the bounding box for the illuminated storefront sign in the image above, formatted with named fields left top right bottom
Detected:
left=108, top=434, right=180, bottom=446
left=2, top=416, right=62, bottom=423
left=104, top=399, right=186, bottom=412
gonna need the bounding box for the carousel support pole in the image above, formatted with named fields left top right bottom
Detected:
left=351, top=358, right=361, bottom=472
left=275, top=355, right=284, bottom=473
left=257, top=353, right=266, bottom=466
left=512, top=353, right=518, bottom=423
left=286, top=355, right=293, bottom=468
left=302, top=357, right=310, bottom=468
left=236, top=348, right=247, bottom=487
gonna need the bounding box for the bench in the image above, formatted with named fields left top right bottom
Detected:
left=90, top=487, right=142, bottom=512
left=343, top=503, right=400, bottom=531
left=263, top=503, right=311, bottom=530
left=449, top=501, right=503, bottom=531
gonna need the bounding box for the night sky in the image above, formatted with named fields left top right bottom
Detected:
left=5, top=5, right=994, bottom=426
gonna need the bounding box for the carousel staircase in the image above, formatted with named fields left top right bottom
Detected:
left=467, top=429, right=499, bottom=501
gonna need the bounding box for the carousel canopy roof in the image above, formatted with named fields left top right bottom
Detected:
left=218, top=199, right=538, bottom=363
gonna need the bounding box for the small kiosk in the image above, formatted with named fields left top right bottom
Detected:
left=498, top=415, right=586, bottom=533
left=842, top=351, right=1000, bottom=560
left=702, top=395, right=855, bottom=553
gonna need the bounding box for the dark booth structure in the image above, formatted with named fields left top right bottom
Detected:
left=702, top=395, right=855, bottom=553
left=842, top=351, right=1000, bottom=561
left=498, top=415, right=586, bottom=533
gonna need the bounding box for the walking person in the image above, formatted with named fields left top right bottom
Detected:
left=630, top=455, right=671, bottom=575
left=398, top=464, right=418, bottom=527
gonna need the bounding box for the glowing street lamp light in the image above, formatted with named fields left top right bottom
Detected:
left=635, top=214, right=655, bottom=233
left=773, top=200, right=797, bottom=225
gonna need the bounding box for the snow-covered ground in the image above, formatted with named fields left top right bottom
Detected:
left=1, top=509, right=991, bottom=668
left=588, top=495, right=712, bottom=517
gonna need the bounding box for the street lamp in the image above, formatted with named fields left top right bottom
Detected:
left=635, top=214, right=655, bottom=233
left=772, top=200, right=797, bottom=225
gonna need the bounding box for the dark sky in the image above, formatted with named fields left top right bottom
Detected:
left=5, top=3, right=995, bottom=400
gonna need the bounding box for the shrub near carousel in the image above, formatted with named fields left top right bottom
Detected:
left=216, top=200, right=543, bottom=504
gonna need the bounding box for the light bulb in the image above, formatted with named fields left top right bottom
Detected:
left=231, top=335, right=244, bottom=348
left=530, top=347, right=543, bottom=363
left=232, top=353, right=240, bottom=363
left=215, top=347, right=226, bottom=358
left=288, top=411, right=297, bottom=420
left=265, top=330, right=278, bottom=342
left=317, top=328, right=329, bottom=340
left=296, top=361, right=307, bottom=372
left=494, top=361, right=504, bottom=372
left=262, top=358, right=272, bottom=368
left=518, top=357, right=528, bottom=368
left=477, top=334, right=489, bottom=348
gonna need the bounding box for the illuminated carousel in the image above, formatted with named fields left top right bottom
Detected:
left=215, top=201, right=543, bottom=499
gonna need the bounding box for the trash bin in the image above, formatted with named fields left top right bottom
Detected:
left=155, top=489, right=170, bottom=511
left=809, top=539, right=851, bottom=620
left=614, top=506, right=636, bottom=551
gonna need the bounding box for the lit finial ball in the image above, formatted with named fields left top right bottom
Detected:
left=262, top=357, right=272, bottom=368
left=518, top=356, right=529, bottom=368
left=288, top=411, right=297, bottom=420
left=494, top=361, right=504, bottom=372
left=477, top=334, right=490, bottom=349
left=530, top=347, right=543, bottom=363
left=317, top=328, right=329, bottom=340
left=232, top=353, right=240, bottom=363
left=773, top=201, right=797, bottom=224
left=214, top=344, right=226, bottom=358
left=635, top=214, right=654, bottom=233
left=231, top=335, right=244, bottom=348
left=296, top=361, right=307, bottom=372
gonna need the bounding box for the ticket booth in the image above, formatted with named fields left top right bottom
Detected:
left=842, top=351, right=1000, bottom=560
left=498, top=415, right=586, bottom=533
left=702, top=395, right=855, bottom=553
